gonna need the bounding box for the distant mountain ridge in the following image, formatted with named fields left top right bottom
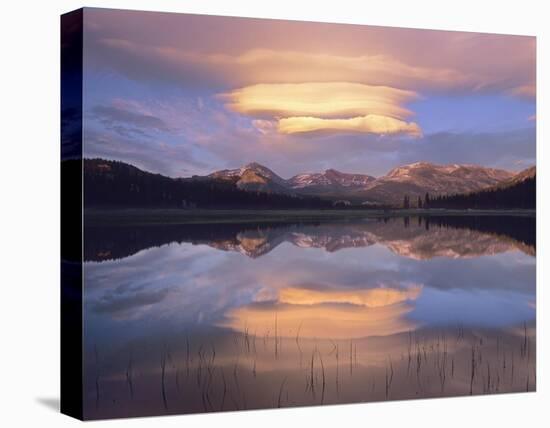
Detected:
left=498, top=165, right=535, bottom=188
left=208, top=160, right=519, bottom=205
left=209, top=162, right=289, bottom=193
left=288, top=169, right=375, bottom=192
left=80, top=158, right=533, bottom=208
left=358, top=162, right=515, bottom=205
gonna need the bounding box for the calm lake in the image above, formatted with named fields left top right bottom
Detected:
left=82, top=215, right=536, bottom=419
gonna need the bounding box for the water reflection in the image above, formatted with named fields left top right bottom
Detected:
left=84, top=215, right=535, bottom=262
left=83, top=216, right=535, bottom=419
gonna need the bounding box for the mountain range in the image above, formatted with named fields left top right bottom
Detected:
left=207, top=161, right=524, bottom=205
left=81, top=158, right=534, bottom=208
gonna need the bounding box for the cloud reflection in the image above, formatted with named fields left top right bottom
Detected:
left=221, top=301, right=418, bottom=339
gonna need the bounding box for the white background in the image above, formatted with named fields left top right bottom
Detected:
left=0, top=0, right=548, bottom=426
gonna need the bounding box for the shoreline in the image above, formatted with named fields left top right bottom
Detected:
left=84, top=208, right=536, bottom=226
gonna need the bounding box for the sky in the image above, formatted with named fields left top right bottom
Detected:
left=81, top=8, right=536, bottom=178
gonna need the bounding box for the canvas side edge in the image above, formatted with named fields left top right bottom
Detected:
left=60, top=8, right=84, bottom=421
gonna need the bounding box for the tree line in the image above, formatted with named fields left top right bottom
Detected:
left=402, top=176, right=535, bottom=210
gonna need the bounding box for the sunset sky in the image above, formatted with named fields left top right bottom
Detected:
left=82, top=8, right=536, bottom=178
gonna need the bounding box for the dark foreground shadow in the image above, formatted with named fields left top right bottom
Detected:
left=36, top=397, right=59, bottom=412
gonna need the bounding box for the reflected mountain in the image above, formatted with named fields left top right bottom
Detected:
left=84, top=215, right=535, bottom=262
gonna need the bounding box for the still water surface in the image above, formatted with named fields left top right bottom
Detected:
left=83, top=216, right=535, bottom=419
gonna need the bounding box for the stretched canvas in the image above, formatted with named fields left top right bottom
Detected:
left=61, top=8, right=536, bottom=420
